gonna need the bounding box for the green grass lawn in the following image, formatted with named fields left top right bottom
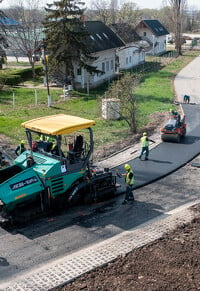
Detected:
left=0, top=50, right=199, bottom=149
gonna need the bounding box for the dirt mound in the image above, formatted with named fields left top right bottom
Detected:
left=54, top=204, right=200, bottom=291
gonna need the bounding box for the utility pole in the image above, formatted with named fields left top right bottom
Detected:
left=41, top=39, right=51, bottom=107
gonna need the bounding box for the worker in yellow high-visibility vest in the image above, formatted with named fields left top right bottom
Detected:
left=122, top=164, right=135, bottom=205
left=15, top=140, right=26, bottom=156
left=139, top=132, right=155, bottom=161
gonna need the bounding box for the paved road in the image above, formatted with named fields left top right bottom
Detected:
left=116, top=104, right=200, bottom=191
left=0, top=56, right=200, bottom=285
left=174, top=54, right=200, bottom=103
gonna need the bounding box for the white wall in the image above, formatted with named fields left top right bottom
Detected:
left=136, top=27, right=167, bottom=55
left=75, top=50, right=116, bottom=88
left=117, top=46, right=145, bottom=70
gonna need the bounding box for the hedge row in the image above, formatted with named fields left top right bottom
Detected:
left=0, top=66, right=43, bottom=86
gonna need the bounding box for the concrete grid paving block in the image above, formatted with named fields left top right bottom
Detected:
left=1, top=199, right=199, bottom=291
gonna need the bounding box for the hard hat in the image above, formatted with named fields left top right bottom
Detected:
left=169, top=108, right=173, bottom=112
left=143, top=132, right=147, bottom=136
left=21, top=140, right=25, bottom=144
left=124, top=164, right=131, bottom=170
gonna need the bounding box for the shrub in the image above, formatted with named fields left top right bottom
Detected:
left=0, top=66, right=43, bottom=87
left=14, top=66, right=43, bottom=80
left=4, top=74, right=22, bottom=85
left=0, top=73, right=22, bottom=86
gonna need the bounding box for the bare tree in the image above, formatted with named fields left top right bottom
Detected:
left=105, top=73, right=142, bottom=133
left=166, top=0, right=187, bottom=55
left=90, top=1, right=141, bottom=26
left=155, top=6, right=174, bottom=33
left=118, top=2, right=142, bottom=27
left=184, top=5, right=200, bottom=32
left=90, top=0, right=111, bottom=24
left=3, top=0, right=44, bottom=78
left=110, top=0, right=118, bottom=24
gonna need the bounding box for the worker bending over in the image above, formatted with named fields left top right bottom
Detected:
left=169, top=108, right=180, bottom=120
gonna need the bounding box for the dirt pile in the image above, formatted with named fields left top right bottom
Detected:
left=54, top=204, right=200, bottom=291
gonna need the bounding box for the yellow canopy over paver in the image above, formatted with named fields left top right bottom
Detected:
left=21, top=114, right=96, bottom=135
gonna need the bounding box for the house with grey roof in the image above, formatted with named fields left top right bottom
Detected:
left=73, top=20, right=125, bottom=89
left=135, top=19, right=169, bottom=55
left=110, top=23, right=150, bottom=70
left=56, top=20, right=156, bottom=89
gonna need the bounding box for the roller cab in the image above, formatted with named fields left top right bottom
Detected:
left=161, top=115, right=186, bottom=143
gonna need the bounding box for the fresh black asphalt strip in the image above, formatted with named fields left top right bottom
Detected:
left=114, top=104, right=200, bottom=192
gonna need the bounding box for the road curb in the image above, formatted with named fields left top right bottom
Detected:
left=1, top=199, right=200, bottom=291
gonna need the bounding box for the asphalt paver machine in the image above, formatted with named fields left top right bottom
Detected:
left=0, top=114, right=118, bottom=224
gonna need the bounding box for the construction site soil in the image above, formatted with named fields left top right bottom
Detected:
left=54, top=204, right=200, bottom=291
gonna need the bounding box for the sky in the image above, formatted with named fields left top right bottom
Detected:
left=1, top=0, right=200, bottom=10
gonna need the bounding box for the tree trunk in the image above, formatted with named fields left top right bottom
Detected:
left=70, top=66, right=76, bottom=91
left=31, top=61, right=36, bottom=80
left=175, top=0, right=182, bottom=55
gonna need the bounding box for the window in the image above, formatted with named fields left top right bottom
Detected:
left=129, top=56, right=131, bottom=63
left=106, top=61, right=109, bottom=71
left=96, top=33, right=102, bottom=40
left=110, top=60, right=113, bottom=70
left=102, top=62, right=105, bottom=73
left=144, top=31, right=146, bottom=37
left=103, top=33, right=109, bottom=39
left=77, top=68, right=81, bottom=75
left=126, top=57, right=128, bottom=64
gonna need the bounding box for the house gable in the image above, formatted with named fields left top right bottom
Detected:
left=136, top=19, right=169, bottom=37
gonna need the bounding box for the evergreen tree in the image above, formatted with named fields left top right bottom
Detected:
left=43, top=0, right=98, bottom=89
left=0, top=2, right=9, bottom=70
